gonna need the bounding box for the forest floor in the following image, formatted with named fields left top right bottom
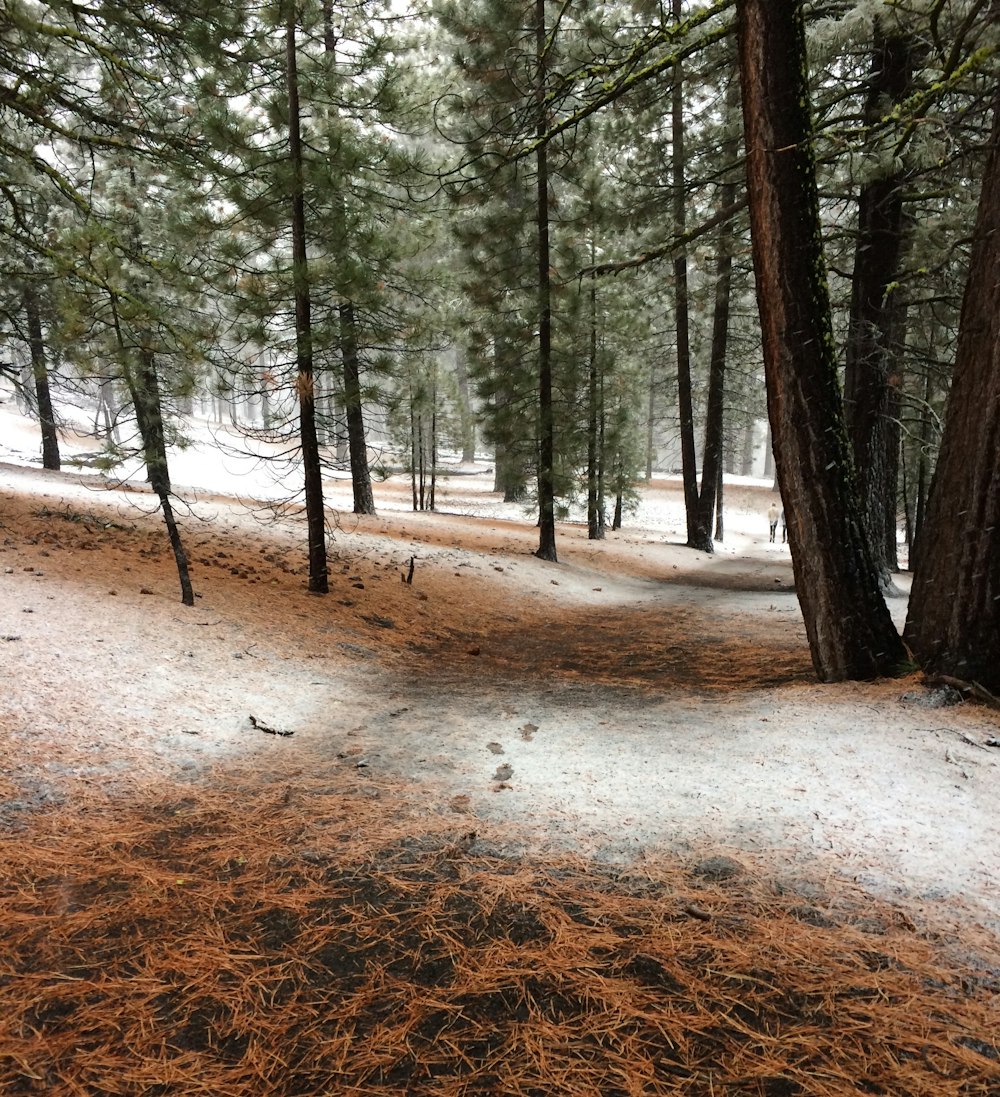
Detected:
left=0, top=409, right=999, bottom=1095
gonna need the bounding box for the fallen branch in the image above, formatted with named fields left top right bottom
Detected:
left=249, top=714, right=293, bottom=737
left=923, top=673, right=1000, bottom=711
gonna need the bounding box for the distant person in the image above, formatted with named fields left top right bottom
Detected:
left=767, top=502, right=779, bottom=543
left=780, top=507, right=787, bottom=544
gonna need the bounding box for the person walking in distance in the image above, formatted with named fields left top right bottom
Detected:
left=780, top=507, right=787, bottom=544
left=767, top=502, right=779, bottom=543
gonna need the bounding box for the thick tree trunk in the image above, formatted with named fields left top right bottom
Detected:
left=736, top=0, right=906, bottom=681
left=23, top=285, right=60, bottom=471
left=287, top=8, right=329, bottom=594
left=844, top=26, right=913, bottom=594
left=534, top=0, right=557, bottom=562
left=904, top=79, right=1000, bottom=692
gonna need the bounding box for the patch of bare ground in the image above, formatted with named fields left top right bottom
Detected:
left=0, top=465, right=997, bottom=1095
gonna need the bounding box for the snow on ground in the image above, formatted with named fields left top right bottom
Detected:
left=1, top=394, right=998, bottom=946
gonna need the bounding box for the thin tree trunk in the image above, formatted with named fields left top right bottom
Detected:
left=911, top=365, right=935, bottom=561
left=736, top=0, right=906, bottom=681
left=534, top=0, right=557, bottom=562
left=340, top=301, right=375, bottom=514
left=454, top=348, right=476, bottom=463
left=23, top=284, right=60, bottom=471
left=691, top=73, right=740, bottom=551
left=110, top=294, right=193, bottom=607
left=323, top=3, right=375, bottom=517
left=645, top=368, right=656, bottom=480
left=671, top=0, right=699, bottom=547
left=428, top=421, right=436, bottom=510
left=409, top=379, right=418, bottom=511
left=287, top=7, right=329, bottom=594
left=95, top=377, right=119, bottom=443
left=714, top=458, right=724, bottom=541
left=587, top=248, right=604, bottom=540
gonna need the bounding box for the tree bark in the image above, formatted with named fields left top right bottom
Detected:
left=904, top=74, right=1000, bottom=692
left=287, top=6, right=329, bottom=594
left=23, top=283, right=60, bottom=471
left=736, top=0, right=906, bottom=681
left=322, top=3, right=376, bottom=517
left=691, top=72, right=740, bottom=551
left=586, top=244, right=605, bottom=540
left=843, top=25, right=913, bottom=594
left=111, top=294, right=193, bottom=607
left=534, top=0, right=557, bottom=562
left=454, top=347, right=477, bottom=463
left=670, top=0, right=700, bottom=548
left=340, top=301, right=375, bottom=514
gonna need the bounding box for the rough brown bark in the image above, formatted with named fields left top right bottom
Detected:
left=339, top=301, right=375, bottom=515
left=287, top=6, right=329, bottom=595
left=322, top=3, right=375, bottom=517
left=670, top=0, right=700, bottom=549
left=586, top=251, right=605, bottom=541
left=904, top=80, right=1000, bottom=691
left=844, top=26, right=913, bottom=594
left=691, top=73, right=740, bottom=551
left=736, top=0, right=906, bottom=681
left=22, top=283, right=60, bottom=471
left=534, top=0, right=557, bottom=562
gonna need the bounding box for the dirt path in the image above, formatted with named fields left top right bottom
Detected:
left=1, top=461, right=998, bottom=940
left=1, top=459, right=999, bottom=1094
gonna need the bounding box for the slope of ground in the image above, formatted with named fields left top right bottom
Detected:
left=0, top=417, right=998, bottom=1094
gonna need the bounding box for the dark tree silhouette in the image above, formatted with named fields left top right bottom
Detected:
left=736, top=0, right=906, bottom=681
left=904, top=70, right=1000, bottom=693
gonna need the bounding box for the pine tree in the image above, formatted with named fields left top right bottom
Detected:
left=736, top=0, right=907, bottom=681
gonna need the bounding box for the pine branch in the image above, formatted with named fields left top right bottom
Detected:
left=577, top=196, right=748, bottom=279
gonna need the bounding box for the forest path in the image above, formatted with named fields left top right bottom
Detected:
left=1, top=461, right=996, bottom=938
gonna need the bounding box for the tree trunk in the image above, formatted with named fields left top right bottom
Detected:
left=645, top=367, right=656, bottom=480
left=904, top=73, right=1000, bottom=692
left=534, top=0, right=557, bottom=562
left=409, top=379, right=419, bottom=511
left=736, top=0, right=906, bottom=681
left=23, top=284, right=60, bottom=471
left=110, top=293, right=193, bottom=607
left=586, top=252, right=605, bottom=540
left=287, top=7, right=329, bottom=594
left=691, top=73, right=740, bottom=552
left=844, top=25, right=913, bottom=595
left=340, top=301, right=375, bottom=514
left=429, top=397, right=437, bottom=512
left=323, top=2, right=374, bottom=517
left=96, top=377, right=120, bottom=443
left=671, top=0, right=700, bottom=548
left=910, top=364, right=935, bottom=562
left=714, top=458, right=724, bottom=541
left=454, top=348, right=476, bottom=463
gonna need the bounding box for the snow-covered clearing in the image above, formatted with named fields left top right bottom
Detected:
left=1, top=400, right=998, bottom=947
